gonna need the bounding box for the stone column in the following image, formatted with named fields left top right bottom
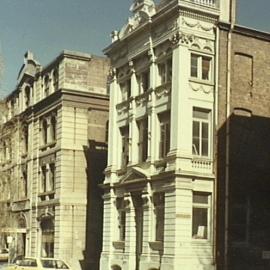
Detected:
left=125, top=194, right=136, bottom=270
left=148, top=51, right=158, bottom=169
left=130, top=64, right=139, bottom=165
left=100, top=189, right=118, bottom=270
left=167, top=33, right=193, bottom=171
left=105, top=68, right=121, bottom=184
left=141, top=186, right=152, bottom=256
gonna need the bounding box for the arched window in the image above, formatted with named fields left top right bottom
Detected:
left=25, top=86, right=31, bottom=108
left=52, top=69, right=59, bottom=91
left=40, top=217, right=54, bottom=258
left=50, top=116, right=57, bottom=142
left=44, top=75, right=50, bottom=97
left=42, top=119, right=48, bottom=145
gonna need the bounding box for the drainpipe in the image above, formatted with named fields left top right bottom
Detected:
left=224, top=1, right=236, bottom=270
left=213, top=23, right=219, bottom=269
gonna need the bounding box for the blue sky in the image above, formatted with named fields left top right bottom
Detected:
left=0, top=0, right=269, bottom=97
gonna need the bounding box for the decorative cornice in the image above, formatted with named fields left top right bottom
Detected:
left=182, top=18, right=214, bottom=32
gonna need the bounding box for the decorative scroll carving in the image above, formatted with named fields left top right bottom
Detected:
left=189, top=82, right=211, bottom=94
left=155, top=83, right=171, bottom=98
left=170, top=31, right=195, bottom=45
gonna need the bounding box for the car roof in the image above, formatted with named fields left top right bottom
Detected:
left=23, top=257, right=63, bottom=260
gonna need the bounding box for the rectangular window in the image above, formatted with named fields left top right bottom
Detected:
left=192, top=192, right=211, bottom=239
left=137, top=70, right=150, bottom=94
left=116, top=198, right=126, bottom=241
left=137, top=118, right=148, bottom=163
left=153, top=192, right=165, bottom=242
left=192, top=108, right=211, bottom=157
left=22, top=125, right=29, bottom=154
left=120, top=126, right=129, bottom=168
left=158, top=57, right=172, bottom=86
left=158, top=111, right=170, bottom=158
left=41, top=166, right=47, bottom=193
left=22, top=169, right=28, bottom=198
left=120, top=79, right=131, bottom=101
left=49, top=163, right=55, bottom=191
left=190, top=54, right=211, bottom=81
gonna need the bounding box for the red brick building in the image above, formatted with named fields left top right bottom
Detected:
left=217, top=23, right=270, bottom=270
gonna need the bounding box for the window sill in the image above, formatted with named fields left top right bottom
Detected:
left=113, top=241, right=125, bottom=250
left=12, top=198, right=29, bottom=203
left=189, top=77, right=214, bottom=86
left=38, top=191, right=55, bottom=201
left=39, top=141, right=56, bottom=151
left=149, top=241, right=163, bottom=251
left=191, top=238, right=210, bottom=243
left=135, top=88, right=153, bottom=105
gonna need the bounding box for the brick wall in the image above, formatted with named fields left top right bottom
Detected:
left=217, top=26, right=270, bottom=270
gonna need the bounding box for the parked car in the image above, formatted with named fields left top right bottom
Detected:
left=8, top=257, right=71, bottom=270
left=0, top=249, right=8, bottom=262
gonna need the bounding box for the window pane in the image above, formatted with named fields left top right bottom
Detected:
left=191, top=54, right=199, bottom=78
left=165, top=122, right=170, bottom=155
left=202, top=138, right=209, bottom=156
left=192, top=139, right=200, bottom=155
left=193, top=121, right=200, bottom=137
left=202, top=122, right=209, bottom=156
left=158, top=63, right=166, bottom=84
left=192, top=121, right=200, bottom=155
left=127, top=79, right=131, bottom=98
left=193, top=194, right=209, bottom=204
left=120, top=211, right=126, bottom=241
left=142, top=71, right=149, bottom=92
left=56, top=260, right=69, bottom=269
left=202, top=122, right=209, bottom=138
left=192, top=208, right=208, bottom=239
left=167, top=58, right=172, bottom=82
left=202, top=57, right=211, bottom=80
left=41, top=260, right=55, bottom=268
left=193, top=109, right=209, bottom=120
left=156, top=206, right=165, bottom=241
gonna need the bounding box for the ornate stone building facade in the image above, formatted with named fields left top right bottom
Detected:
left=100, top=1, right=235, bottom=270
left=0, top=50, right=109, bottom=270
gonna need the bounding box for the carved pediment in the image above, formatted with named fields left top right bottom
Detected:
left=119, top=0, right=156, bottom=39
left=119, top=167, right=149, bottom=183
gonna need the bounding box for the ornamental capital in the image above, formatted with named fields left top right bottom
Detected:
left=170, top=31, right=195, bottom=46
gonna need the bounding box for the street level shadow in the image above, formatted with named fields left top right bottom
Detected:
left=81, top=140, right=107, bottom=270
left=217, top=112, right=270, bottom=270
